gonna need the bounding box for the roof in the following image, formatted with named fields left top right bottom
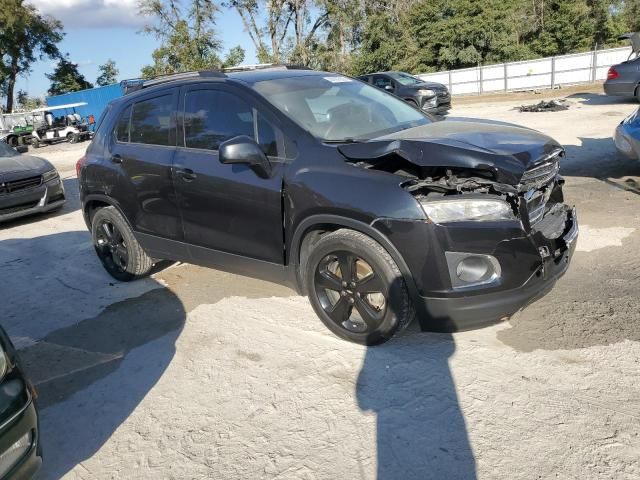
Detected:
left=119, top=65, right=331, bottom=95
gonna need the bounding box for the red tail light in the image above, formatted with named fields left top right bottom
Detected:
left=76, top=154, right=87, bottom=177
left=607, top=66, right=619, bottom=80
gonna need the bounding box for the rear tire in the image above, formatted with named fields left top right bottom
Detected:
left=304, top=229, right=414, bottom=345
left=91, top=206, right=154, bottom=281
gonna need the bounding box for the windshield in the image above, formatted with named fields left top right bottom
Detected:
left=253, top=74, right=431, bottom=142
left=387, top=72, right=423, bottom=86
left=0, top=141, right=18, bottom=157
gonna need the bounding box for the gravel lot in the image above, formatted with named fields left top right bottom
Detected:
left=1, top=88, right=639, bottom=479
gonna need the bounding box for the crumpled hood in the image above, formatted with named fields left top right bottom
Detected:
left=0, top=154, right=53, bottom=180
left=338, top=120, right=563, bottom=185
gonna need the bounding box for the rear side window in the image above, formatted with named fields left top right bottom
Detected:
left=130, top=95, right=173, bottom=146
left=115, top=105, right=131, bottom=142
left=184, top=90, right=253, bottom=151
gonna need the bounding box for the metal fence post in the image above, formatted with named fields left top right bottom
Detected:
left=504, top=63, right=508, bottom=92
left=591, top=44, right=598, bottom=83
left=479, top=64, right=483, bottom=95
left=448, top=70, right=453, bottom=93
left=551, top=57, right=556, bottom=89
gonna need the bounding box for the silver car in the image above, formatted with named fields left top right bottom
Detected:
left=604, top=33, right=640, bottom=101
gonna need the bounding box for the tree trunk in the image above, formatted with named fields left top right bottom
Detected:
left=5, top=56, right=18, bottom=113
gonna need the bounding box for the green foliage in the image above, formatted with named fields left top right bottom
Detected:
left=139, top=0, right=244, bottom=77
left=96, top=59, right=119, bottom=86
left=46, top=56, right=94, bottom=96
left=622, top=0, right=640, bottom=31
left=16, top=89, right=43, bottom=110
left=0, top=0, right=63, bottom=111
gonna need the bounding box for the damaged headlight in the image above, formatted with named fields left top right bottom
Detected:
left=420, top=198, right=515, bottom=223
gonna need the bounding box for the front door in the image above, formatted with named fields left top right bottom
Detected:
left=173, top=84, right=287, bottom=266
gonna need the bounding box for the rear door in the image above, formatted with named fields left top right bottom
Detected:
left=173, top=84, right=288, bottom=265
left=108, top=89, right=181, bottom=241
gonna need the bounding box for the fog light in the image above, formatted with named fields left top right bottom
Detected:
left=0, top=431, right=32, bottom=478
left=456, top=256, right=491, bottom=282
left=445, top=252, right=502, bottom=289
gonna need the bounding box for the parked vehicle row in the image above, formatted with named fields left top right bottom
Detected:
left=0, top=103, right=92, bottom=150
left=77, top=66, right=577, bottom=345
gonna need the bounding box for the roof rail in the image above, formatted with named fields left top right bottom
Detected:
left=223, top=63, right=310, bottom=72
left=120, top=70, right=227, bottom=95
left=120, top=65, right=312, bottom=95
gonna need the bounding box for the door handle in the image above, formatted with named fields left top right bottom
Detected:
left=176, top=168, right=197, bottom=182
left=110, top=154, right=123, bottom=164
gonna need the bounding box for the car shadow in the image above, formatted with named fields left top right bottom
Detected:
left=565, top=92, right=637, bottom=106
left=0, top=228, right=186, bottom=480
left=357, top=322, right=476, bottom=479
left=562, top=136, right=640, bottom=195
left=18, top=289, right=186, bottom=480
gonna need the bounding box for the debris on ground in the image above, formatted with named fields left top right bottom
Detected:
left=519, top=99, right=569, bottom=112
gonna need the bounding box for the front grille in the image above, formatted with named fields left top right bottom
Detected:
left=0, top=175, right=43, bottom=195
left=520, top=153, right=561, bottom=190
left=522, top=150, right=562, bottom=226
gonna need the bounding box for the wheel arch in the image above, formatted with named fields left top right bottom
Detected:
left=83, top=194, right=133, bottom=232
left=289, top=215, right=421, bottom=305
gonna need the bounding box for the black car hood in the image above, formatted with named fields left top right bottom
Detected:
left=338, top=120, right=562, bottom=185
left=0, top=154, right=53, bottom=180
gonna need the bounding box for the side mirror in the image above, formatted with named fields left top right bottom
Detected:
left=384, top=85, right=394, bottom=92
left=15, top=145, right=28, bottom=154
left=219, top=135, right=271, bottom=178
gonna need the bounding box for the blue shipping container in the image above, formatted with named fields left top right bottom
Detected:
left=46, top=83, right=123, bottom=122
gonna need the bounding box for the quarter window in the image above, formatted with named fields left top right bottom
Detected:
left=130, top=95, right=174, bottom=146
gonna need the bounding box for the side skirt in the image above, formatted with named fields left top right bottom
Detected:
left=136, top=232, right=298, bottom=290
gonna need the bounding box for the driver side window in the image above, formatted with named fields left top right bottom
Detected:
left=183, top=89, right=283, bottom=158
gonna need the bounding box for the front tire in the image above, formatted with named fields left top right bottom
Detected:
left=304, top=229, right=414, bottom=345
left=91, top=206, right=154, bottom=281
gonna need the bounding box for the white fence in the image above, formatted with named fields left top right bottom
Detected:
left=416, top=46, right=633, bottom=96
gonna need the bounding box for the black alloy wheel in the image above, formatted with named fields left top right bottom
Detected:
left=95, top=219, right=129, bottom=275
left=315, top=252, right=387, bottom=334
left=304, top=229, right=414, bottom=345
left=91, top=206, right=154, bottom=281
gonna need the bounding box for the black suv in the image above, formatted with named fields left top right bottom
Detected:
left=358, top=71, right=451, bottom=115
left=78, top=66, right=578, bottom=345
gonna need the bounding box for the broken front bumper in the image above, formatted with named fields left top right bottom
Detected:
left=374, top=204, right=578, bottom=331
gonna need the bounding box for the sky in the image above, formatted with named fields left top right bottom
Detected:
left=17, top=0, right=258, bottom=98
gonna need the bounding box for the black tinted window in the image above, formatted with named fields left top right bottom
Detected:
left=115, top=105, right=131, bottom=142
left=184, top=90, right=253, bottom=151
left=373, top=76, right=393, bottom=89
left=130, top=95, right=173, bottom=146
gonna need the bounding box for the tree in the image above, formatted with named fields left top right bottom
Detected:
left=96, top=59, right=119, bottom=86
left=622, top=0, right=640, bottom=32
left=46, top=56, right=94, bottom=96
left=16, top=89, right=43, bottom=110
left=139, top=0, right=245, bottom=77
left=0, top=0, right=63, bottom=111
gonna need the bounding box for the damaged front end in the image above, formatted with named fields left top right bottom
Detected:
left=338, top=122, right=578, bottom=330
